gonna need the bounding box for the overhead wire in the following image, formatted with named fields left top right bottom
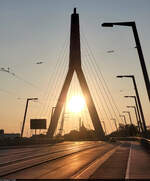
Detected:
left=0, top=67, right=39, bottom=90
left=30, top=37, right=69, bottom=136
left=0, top=88, right=18, bottom=97
left=48, top=43, right=69, bottom=108
left=37, top=37, right=69, bottom=116
left=44, top=40, right=69, bottom=134
left=81, top=46, right=113, bottom=133
left=54, top=56, right=68, bottom=134
left=81, top=29, right=123, bottom=127
left=43, top=45, right=69, bottom=118
left=81, top=34, right=114, bottom=131
left=36, top=37, right=69, bottom=118
left=82, top=50, right=114, bottom=133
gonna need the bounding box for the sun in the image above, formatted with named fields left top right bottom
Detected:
left=67, top=95, right=85, bottom=113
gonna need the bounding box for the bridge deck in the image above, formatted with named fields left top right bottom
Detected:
left=90, top=141, right=150, bottom=179
left=127, top=141, right=150, bottom=179
left=0, top=141, right=150, bottom=179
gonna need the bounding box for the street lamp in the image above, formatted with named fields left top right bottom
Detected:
left=21, top=98, right=38, bottom=137
left=102, top=21, right=150, bottom=101
left=49, top=106, right=56, bottom=131
left=127, top=106, right=141, bottom=132
left=122, top=111, right=133, bottom=125
left=124, top=96, right=144, bottom=133
left=117, top=75, right=147, bottom=132
left=111, top=118, right=118, bottom=132
left=50, top=106, right=56, bottom=121
left=102, top=121, right=107, bottom=135
left=119, top=115, right=127, bottom=125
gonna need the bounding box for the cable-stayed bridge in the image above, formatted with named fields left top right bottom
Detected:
left=0, top=8, right=150, bottom=179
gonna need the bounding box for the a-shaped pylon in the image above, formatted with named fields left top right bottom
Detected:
left=47, top=8, right=105, bottom=140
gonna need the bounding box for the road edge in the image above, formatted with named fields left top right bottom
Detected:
left=71, top=145, right=119, bottom=179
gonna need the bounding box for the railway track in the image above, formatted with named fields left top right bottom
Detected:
left=0, top=141, right=104, bottom=167
left=0, top=141, right=98, bottom=157
left=0, top=141, right=103, bottom=164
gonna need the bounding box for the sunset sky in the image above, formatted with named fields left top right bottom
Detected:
left=0, top=0, right=150, bottom=136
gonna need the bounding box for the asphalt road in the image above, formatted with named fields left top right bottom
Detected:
left=0, top=141, right=150, bottom=179
left=0, top=141, right=116, bottom=179
left=0, top=141, right=100, bottom=164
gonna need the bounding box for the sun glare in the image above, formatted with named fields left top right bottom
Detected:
left=67, top=95, right=85, bottom=113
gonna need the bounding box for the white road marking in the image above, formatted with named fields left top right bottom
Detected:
left=125, top=142, right=132, bottom=179
left=71, top=146, right=119, bottom=179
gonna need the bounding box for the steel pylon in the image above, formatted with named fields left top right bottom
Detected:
left=47, top=8, right=105, bottom=140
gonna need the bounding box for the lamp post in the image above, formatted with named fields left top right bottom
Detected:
left=50, top=106, right=56, bottom=124
left=102, top=121, right=107, bottom=135
left=119, top=115, right=127, bottom=125
left=123, top=111, right=133, bottom=125
left=102, top=22, right=150, bottom=101
left=124, top=96, right=145, bottom=134
left=111, top=118, right=118, bottom=132
left=127, top=106, right=140, bottom=132
left=116, top=75, right=147, bottom=133
left=21, top=98, right=38, bottom=137
left=50, top=107, right=56, bottom=120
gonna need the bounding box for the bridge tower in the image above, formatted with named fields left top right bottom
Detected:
left=47, top=8, right=105, bottom=140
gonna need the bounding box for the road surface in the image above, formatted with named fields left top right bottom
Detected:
left=0, top=141, right=150, bottom=179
